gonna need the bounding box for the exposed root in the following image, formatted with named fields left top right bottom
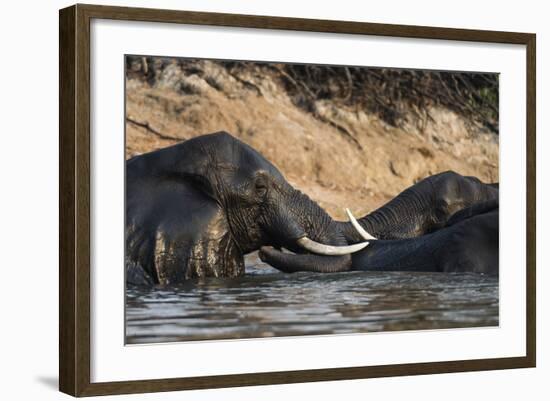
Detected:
left=126, top=117, right=182, bottom=141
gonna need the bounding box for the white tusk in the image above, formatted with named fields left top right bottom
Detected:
left=297, top=236, right=368, bottom=256
left=345, top=208, right=377, bottom=240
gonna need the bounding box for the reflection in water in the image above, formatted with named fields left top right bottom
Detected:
left=125, top=254, right=499, bottom=344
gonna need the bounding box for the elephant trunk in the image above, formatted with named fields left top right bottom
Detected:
left=259, top=246, right=352, bottom=273
left=259, top=188, right=366, bottom=272
left=336, top=185, right=430, bottom=243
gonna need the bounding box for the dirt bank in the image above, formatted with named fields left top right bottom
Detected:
left=125, top=59, right=498, bottom=220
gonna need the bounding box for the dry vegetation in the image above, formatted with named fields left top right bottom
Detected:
left=125, top=57, right=499, bottom=220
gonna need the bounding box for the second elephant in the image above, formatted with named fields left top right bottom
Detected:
left=260, top=172, right=499, bottom=275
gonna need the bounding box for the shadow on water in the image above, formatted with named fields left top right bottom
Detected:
left=126, top=253, right=499, bottom=344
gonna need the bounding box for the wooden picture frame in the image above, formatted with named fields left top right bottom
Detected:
left=59, top=3, right=536, bottom=397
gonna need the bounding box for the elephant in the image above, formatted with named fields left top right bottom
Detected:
left=126, top=132, right=368, bottom=285
left=259, top=199, right=499, bottom=275
left=334, top=170, right=499, bottom=243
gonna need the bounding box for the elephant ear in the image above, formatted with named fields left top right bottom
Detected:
left=128, top=133, right=227, bottom=201
left=167, top=132, right=245, bottom=201
left=126, top=177, right=242, bottom=283
left=179, top=169, right=218, bottom=201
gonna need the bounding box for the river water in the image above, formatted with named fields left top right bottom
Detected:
left=125, top=254, right=499, bottom=344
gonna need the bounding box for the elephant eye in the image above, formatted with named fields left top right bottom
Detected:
left=254, top=177, right=268, bottom=197
left=434, top=199, right=450, bottom=221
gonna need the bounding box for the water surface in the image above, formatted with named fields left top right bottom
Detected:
left=126, top=254, right=499, bottom=344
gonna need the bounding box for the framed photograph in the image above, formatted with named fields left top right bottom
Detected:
left=59, top=4, right=536, bottom=397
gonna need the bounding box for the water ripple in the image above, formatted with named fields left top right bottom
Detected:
left=126, top=254, right=498, bottom=344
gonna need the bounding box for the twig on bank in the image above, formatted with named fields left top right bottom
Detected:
left=141, top=57, right=148, bottom=75
left=272, top=65, right=317, bottom=100
left=126, top=117, right=182, bottom=141
left=227, top=65, right=263, bottom=96
left=316, top=114, right=363, bottom=151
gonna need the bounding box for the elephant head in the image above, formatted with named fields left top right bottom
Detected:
left=126, top=132, right=367, bottom=284
left=336, top=170, right=499, bottom=243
